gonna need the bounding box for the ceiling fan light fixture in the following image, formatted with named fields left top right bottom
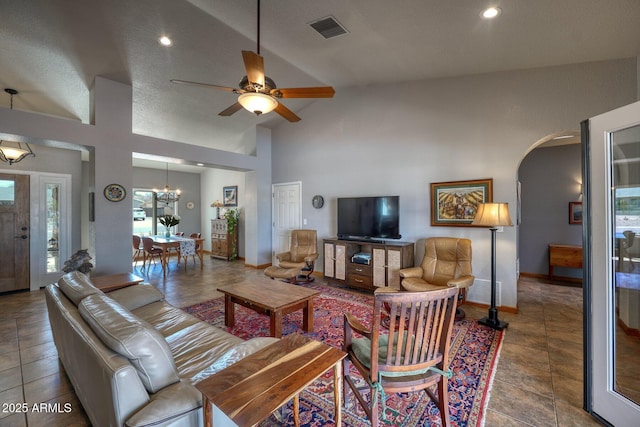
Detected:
left=238, top=92, right=278, bottom=115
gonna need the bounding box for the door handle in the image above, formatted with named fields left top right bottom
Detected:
left=15, top=235, right=28, bottom=239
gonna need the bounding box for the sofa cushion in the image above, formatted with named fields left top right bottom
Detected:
left=79, top=294, right=180, bottom=393
left=58, top=271, right=102, bottom=305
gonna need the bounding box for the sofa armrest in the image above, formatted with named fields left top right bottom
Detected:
left=447, top=275, right=475, bottom=289
left=108, top=284, right=165, bottom=311
left=125, top=381, right=201, bottom=427
left=399, top=267, right=423, bottom=278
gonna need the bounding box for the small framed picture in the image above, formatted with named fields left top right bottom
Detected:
left=223, top=185, right=238, bottom=207
left=430, top=178, right=493, bottom=226
left=569, top=202, right=582, bottom=224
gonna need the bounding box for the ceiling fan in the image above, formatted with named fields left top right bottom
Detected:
left=171, top=0, right=335, bottom=122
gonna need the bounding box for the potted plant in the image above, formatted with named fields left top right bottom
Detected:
left=224, top=209, right=240, bottom=260
left=159, top=214, right=180, bottom=237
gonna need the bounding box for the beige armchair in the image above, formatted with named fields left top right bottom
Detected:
left=399, top=237, right=474, bottom=319
left=264, top=229, right=319, bottom=284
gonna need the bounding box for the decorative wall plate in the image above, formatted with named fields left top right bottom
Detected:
left=186, top=201, right=195, bottom=209
left=103, top=184, right=126, bottom=202
left=312, top=195, right=324, bottom=209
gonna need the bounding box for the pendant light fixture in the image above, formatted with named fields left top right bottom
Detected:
left=154, top=163, right=181, bottom=204
left=0, top=88, right=36, bottom=165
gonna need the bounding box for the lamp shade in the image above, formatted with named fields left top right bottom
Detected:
left=238, top=92, right=278, bottom=115
left=472, top=202, right=513, bottom=227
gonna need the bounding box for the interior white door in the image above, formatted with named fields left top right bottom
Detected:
left=586, top=100, right=640, bottom=425
left=271, top=182, right=301, bottom=265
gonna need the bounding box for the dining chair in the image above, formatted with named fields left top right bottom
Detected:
left=132, top=235, right=142, bottom=266
left=343, top=286, right=459, bottom=427
left=141, top=237, right=163, bottom=270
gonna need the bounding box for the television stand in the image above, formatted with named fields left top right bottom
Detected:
left=323, top=238, right=414, bottom=291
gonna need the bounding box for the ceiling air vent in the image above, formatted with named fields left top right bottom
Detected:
left=308, top=16, right=348, bottom=39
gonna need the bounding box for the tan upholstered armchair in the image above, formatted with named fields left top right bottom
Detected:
left=399, top=237, right=474, bottom=319
left=264, top=229, right=319, bottom=284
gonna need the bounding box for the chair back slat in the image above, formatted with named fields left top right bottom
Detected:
left=373, top=287, right=458, bottom=374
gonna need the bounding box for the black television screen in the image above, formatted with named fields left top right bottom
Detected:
left=337, top=196, right=401, bottom=241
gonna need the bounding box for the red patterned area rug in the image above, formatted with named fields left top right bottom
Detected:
left=183, top=283, right=504, bottom=427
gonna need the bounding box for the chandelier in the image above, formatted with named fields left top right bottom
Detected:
left=154, top=163, right=181, bottom=204
left=0, top=88, right=36, bottom=165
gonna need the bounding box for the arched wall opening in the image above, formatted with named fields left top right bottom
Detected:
left=517, top=130, right=583, bottom=285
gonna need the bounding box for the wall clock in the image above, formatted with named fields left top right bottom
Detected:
left=103, top=184, right=126, bottom=202
left=312, top=195, right=324, bottom=209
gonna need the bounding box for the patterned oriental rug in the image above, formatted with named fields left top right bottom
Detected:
left=183, top=283, right=504, bottom=427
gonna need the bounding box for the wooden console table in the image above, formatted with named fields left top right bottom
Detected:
left=196, top=333, right=346, bottom=427
left=548, top=244, right=583, bottom=283
left=91, top=272, right=144, bottom=292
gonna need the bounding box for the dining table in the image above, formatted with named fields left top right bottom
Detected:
left=150, top=235, right=205, bottom=276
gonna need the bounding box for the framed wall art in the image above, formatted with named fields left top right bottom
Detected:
left=569, top=201, right=582, bottom=224
left=431, top=178, right=493, bottom=226
left=223, top=185, right=238, bottom=207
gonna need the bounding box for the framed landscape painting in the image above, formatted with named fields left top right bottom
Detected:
left=569, top=201, right=582, bottom=224
left=431, top=179, right=493, bottom=226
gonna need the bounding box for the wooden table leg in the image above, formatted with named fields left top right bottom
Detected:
left=161, top=247, right=168, bottom=277
left=302, top=298, right=314, bottom=333
left=293, top=395, right=300, bottom=427
left=224, top=295, right=235, bottom=327
left=333, top=361, right=342, bottom=426
left=271, top=310, right=283, bottom=338
left=203, top=396, right=212, bottom=427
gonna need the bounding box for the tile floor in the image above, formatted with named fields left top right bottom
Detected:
left=0, top=257, right=608, bottom=426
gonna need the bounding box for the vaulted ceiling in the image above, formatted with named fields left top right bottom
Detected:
left=1, top=0, right=639, bottom=158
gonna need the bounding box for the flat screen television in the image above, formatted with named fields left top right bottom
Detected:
left=337, top=196, right=401, bottom=241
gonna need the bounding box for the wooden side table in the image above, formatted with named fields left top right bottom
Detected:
left=91, top=272, right=144, bottom=292
left=195, top=333, right=346, bottom=427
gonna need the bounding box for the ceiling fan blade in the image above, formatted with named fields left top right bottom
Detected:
left=274, top=103, right=301, bottom=122
left=271, top=86, right=335, bottom=99
left=218, top=102, right=243, bottom=117
left=170, top=79, right=239, bottom=93
left=241, top=50, right=265, bottom=88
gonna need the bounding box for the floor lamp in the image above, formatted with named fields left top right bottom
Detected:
left=472, top=202, right=513, bottom=330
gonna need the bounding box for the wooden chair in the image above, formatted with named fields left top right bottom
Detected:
left=132, top=235, right=142, bottom=266
left=343, top=287, right=459, bottom=427
left=141, top=237, right=163, bottom=270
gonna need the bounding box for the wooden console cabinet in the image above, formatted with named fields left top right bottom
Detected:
left=323, top=239, right=414, bottom=291
left=548, top=244, right=582, bottom=282
left=211, top=219, right=238, bottom=261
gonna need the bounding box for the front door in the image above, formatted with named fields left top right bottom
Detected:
left=0, top=173, right=30, bottom=292
left=271, top=182, right=301, bottom=265
left=585, top=100, right=640, bottom=425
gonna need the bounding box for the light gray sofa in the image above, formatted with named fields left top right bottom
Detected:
left=45, top=271, right=278, bottom=427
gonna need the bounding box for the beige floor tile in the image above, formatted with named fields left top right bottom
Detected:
left=0, top=366, right=23, bottom=393
left=488, top=379, right=557, bottom=427
left=484, top=409, right=536, bottom=426
left=21, top=356, right=61, bottom=385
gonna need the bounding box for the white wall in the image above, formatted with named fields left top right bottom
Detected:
left=0, top=77, right=274, bottom=278
left=271, top=58, right=638, bottom=310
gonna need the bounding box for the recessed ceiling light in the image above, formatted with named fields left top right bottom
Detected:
left=481, top=7, right=502, bottom=19
left=196, top=163, right=204, bottom=166
left=159, top=36, right=172, bottom=46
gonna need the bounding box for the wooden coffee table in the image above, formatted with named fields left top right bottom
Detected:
left=195, top=333, right=346, bottom=427
left=217, top=279, right=321, bottom=338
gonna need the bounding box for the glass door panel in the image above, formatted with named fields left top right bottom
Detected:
left=46, top=183, right=60, bottom=273
left=587, top=100, right=640, bottom=426
left=611, top=127, right=640, bottom=406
